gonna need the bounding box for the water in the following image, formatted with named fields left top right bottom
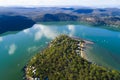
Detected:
left=0, top=22, right=120, bottom=80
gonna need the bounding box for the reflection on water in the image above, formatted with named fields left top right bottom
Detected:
left=0, top=22, right=120, bottom=80
left=8, top=43, right=17, bottom=55
left=33, top=24, right=58, bottom=40
left=0, top=37, right=3, bottom=42
left=68, top=25, right=75, bottom=36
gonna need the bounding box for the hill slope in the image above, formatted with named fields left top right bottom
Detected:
left=0, top=15, right=35, bottom=34
left=25, top=35, right=120, bottom=80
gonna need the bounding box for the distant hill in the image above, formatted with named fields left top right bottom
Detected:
left=0, top=15, right=35, bottom=34
left=0, top=7, right=120, bottom=32
left=37, top=13, right=78, bottom=22
left=74, top=9, right=93, bottom=14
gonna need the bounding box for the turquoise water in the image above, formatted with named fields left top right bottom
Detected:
left=0, top=22, right=120, bottom=80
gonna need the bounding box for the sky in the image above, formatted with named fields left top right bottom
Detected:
left=0, top=0, right=120, bottom=8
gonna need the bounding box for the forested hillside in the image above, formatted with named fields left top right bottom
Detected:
left=25, top=35, right=120, bottom=80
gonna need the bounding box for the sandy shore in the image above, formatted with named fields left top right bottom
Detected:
left=83, top=40, right=94, bottom=44
left=79, top=40, right=94, bottom=60
left=81, top=50, right=87, bottom=60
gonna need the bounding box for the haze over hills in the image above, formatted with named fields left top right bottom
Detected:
left=0, top=7, right=120, bottom=34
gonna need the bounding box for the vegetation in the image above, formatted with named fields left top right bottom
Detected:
left=26, top=35, right=120, bottom=80
left=0, top=7, right=120, bottom=28
left=0, top=15, right=35, bottom=34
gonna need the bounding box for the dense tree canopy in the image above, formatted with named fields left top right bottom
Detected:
left=26, top=35, right=120, bottom=80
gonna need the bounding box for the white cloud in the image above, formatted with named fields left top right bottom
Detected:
left=0, top=0, right=119, bottom=8
left=0, top=37, right=3, bottom=42
left=34, top=24, right=58, bottom=41
left=8, top=44, right=17, bottom=55
left=74, top=0, right=119, bottom=8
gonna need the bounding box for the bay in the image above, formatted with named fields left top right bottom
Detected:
left=0, top=22, right=120, bottom=80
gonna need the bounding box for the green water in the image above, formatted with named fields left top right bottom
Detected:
left=0, top=22, right=120, bottom=80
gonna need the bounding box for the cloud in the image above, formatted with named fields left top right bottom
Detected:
left=34, top=24, right=58, bottom=41
left=0, top=0, right=119, bottom=8
left=0, top=37, right=3, bottom=42
left=68, top=25, right=75, bottom=36
left=74, top=0, right=119, bottom=8
left=8, top=44, right=17, bottom=55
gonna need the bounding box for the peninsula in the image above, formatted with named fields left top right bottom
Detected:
left=25, top=35, right=120, bottom=80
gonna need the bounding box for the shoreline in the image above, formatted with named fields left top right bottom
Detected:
left=24, top=35, right=120, bottom=80
left=81, top=40, right=94, bottom=60
left=24, top=35, right=94, bottom=80
left=73, top=36, right=94, bottom=61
